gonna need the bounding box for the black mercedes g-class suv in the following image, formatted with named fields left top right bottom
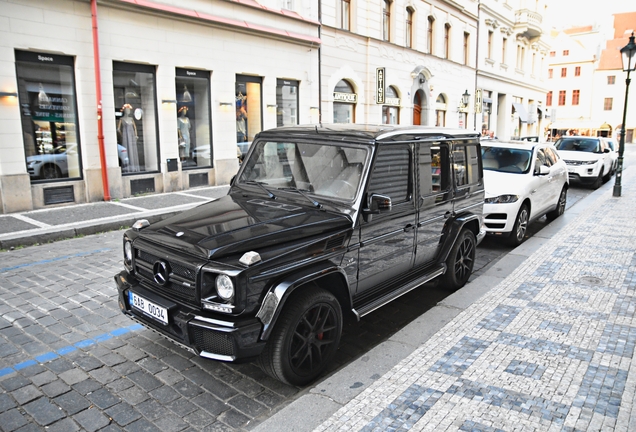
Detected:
left=115, top=124, right=485, bottom=385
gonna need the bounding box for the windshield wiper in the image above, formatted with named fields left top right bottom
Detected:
left=243, top=181, right=276, bottom=199
left=279, top=187, right=322, bottom=209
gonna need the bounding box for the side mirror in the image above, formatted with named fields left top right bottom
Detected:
left=536, top=165, right=550, bottom=176
left=604, top=148, right=610, bottom=153
left=363, top=194, right=392, bottom=221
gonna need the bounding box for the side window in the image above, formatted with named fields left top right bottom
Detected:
left=367, top=145, right=411, bottom=203
left=418, top=144, right=450, bottom=195
left=536, top=148, right=548, bottom=167
left=453, top=143, right=480, bottom=187
left=544, top=147, right=558, bottom=166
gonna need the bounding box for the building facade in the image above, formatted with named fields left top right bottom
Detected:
left=546, top=12, right=636, bottom=142
left=0, top=0, right=320, bottom=213
left=0, top=0, right=551, bottom=214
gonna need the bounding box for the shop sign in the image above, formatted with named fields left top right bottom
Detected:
left=376, top=68, right=385, bottom=104
left=474, top=88, right=482, bottom=114
left=31, top=93, right=74, bottom=122
left=334, top=92, right=357, bottom=103
left=384, top=97, right=400, bottom=106
left=177, top=68, right=205, bottom=78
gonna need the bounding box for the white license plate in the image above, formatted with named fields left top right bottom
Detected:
left=129, top=291, right=168, bottom=325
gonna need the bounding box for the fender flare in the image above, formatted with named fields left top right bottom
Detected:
left=255, top=263, right=350, bottom=341
left=438, top=214, right=481, bottom=264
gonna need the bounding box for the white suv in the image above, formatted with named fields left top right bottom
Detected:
left=554, top=136, right=614, bottom=189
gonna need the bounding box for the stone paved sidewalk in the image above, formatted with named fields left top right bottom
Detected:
left=315, top=178, right=636, bottom=431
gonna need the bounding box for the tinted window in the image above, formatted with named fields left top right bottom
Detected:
left=454, top=144, right=481, bottom=185
left=368, top=145, right=411, bottom=203
left=419, top=144, right=449, bottom=195
left=481, top=146, right=531, bottom=173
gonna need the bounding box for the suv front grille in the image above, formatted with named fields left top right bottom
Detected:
left=134, top=247, right=199, bottom=305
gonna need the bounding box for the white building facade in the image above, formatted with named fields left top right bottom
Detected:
left=0, top=0, right=553, bottom=214
left=0, top=0, right=320, bottom=213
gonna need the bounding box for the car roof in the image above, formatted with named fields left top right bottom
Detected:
left=480, top=139, right=540, bottom=151
left=255, top=124, right=480, bottom=144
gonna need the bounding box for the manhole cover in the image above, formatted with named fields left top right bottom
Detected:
left=579, top=276, right=603, bottom=286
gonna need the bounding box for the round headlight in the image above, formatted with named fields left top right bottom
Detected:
left=124, top=240, right=133, bottom=263
left=215, top=275, right=235, bottom=300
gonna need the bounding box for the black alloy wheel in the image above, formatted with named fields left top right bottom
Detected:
left=442, top=228, right=476, bottom=290
left=546, top=187, right=567, bottom=221
left=258, top=287, right=342, bottom=386
left=508, top=204, right=529, bottom=246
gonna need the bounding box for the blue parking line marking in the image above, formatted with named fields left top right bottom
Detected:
left=0, top=248, right=111, bottom=273
left=0, top=323, right=142, bottom=378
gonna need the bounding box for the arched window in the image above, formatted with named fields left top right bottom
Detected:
left=382, top=86, right=399, bottom=124
left=435, top=94, right=447, bottom=127
left=333, top=80, right=356, bottom=123
left=383, top=0, right=392, bottom=41
left=406, top=7, right=414, bottom=48
left=444, top=23, right=451, bottom=59
left=427, top=16, right=435, bottom=54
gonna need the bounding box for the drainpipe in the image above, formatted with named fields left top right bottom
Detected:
left=473, top=0, right=481, bottom=132
left=91, top=0, right=111, bottom=201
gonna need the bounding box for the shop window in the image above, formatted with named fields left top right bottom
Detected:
left=175, top=68, right=212, bottom=169
left=16, top=50, right=82, bottom=182
left=333, top=79, right=356, bottom=123
left=276, top=79, right=299, bottom=127
left=382, top=85, right=399, bottom=124
left=113, top=62, right=159, bottom=174
left=236, top=75, right=263, bottom=145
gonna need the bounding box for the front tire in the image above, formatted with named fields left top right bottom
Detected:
left=592, top=170, right=603, bottom=189
left=258, top=287, right=342, bottom=386
left=508, top=204, right=529, bottom=246
left=546, top=187, right=567, bottom=221
left=442, top=229, right=476, bottom=290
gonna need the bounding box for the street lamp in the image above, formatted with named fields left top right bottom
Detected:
left=613, top=31, right=636, bottom=197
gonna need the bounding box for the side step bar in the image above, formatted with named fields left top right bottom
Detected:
left=352, top=265, right=446, bottom=319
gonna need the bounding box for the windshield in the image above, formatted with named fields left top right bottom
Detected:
left=554, top=138, right=600, bottom=152
left=481, top=147, right=532, bottom=173
left=238, top=141, right=368, bottom=201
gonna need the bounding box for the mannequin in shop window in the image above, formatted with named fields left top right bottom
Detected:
left=236, top=96, right=247, bottom=143
left=118, top=104, right=140, bottom=172
left=177, top=106, right=191, bottom=161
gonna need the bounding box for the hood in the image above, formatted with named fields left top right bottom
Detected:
left=483, top=170, right=528, bottom=198
left=556, top=150, right=603, bottom=162
left=136, top=194, right=351, bottom=260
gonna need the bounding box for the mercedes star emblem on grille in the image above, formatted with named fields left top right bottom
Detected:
left=153, top=261, right=171, bottom=285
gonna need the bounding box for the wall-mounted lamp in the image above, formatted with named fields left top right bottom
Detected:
left=161, top=99, right=177, bottom=104
left=458, top=89, right=471, bottom=112
left=0, top=91, right=18, bottom=98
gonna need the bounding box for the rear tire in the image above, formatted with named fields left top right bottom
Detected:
left=508, top=204, right=529, bottom=246
left=257, top=287, right=342, bottom=386
left=442, top=229, right=476, bottom=290
left=546, top=187, right=567, bottom=221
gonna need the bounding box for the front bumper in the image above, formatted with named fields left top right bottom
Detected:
left=483, top=202, right=521, bottom=235
left=115, top=271, right=265, bottom=362
left=565, top=164, right=601, bottom=184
